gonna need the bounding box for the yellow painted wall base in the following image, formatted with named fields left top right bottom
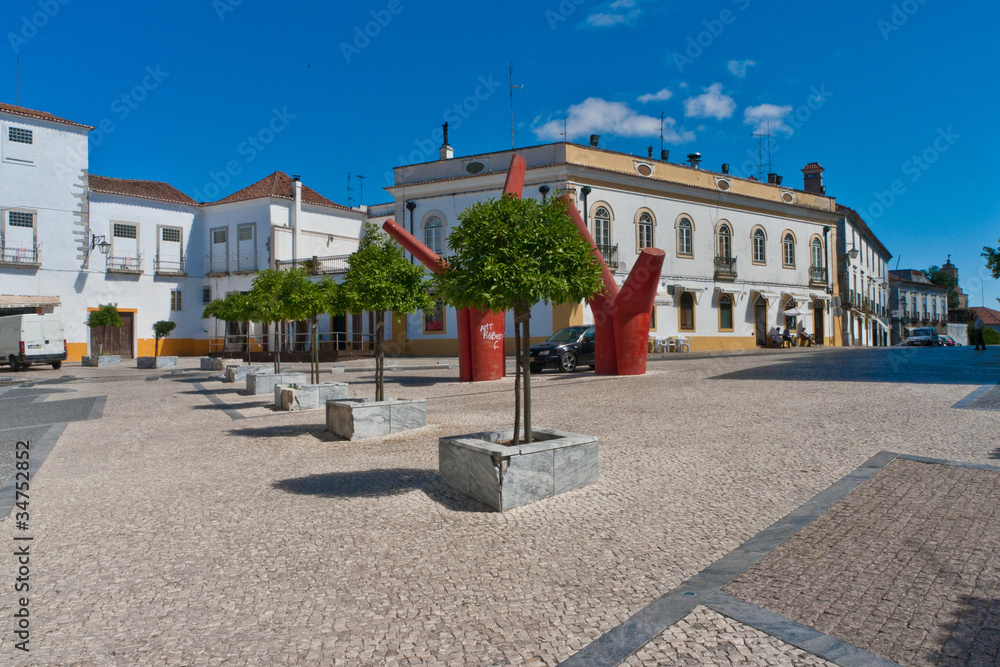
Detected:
left=66, top=339, right=213, bottom=361
left=686, top=336, right=760, bottom=352
left=66, top=343, right=88, bottom=362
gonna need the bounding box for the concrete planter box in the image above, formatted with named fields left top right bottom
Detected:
left=200, top=357, right=226, bottom=371
left=246, top=372, right=307, bottom=396
left=326, top=398, right=426, bottom=440
left=224, top=364, right=271, bottom=383
left=137, top=356, right=178, bottom=369
left=81, top=355, right=120, bottom=367
left=274, top=382, right=348, bottom=411
left=439, top=428, right=598, bottom=512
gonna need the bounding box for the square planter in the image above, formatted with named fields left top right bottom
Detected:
left=439, top=428, right=598, bottom=512
left=326, top=398, right=426, bottom=440
left=246, top=372, right=307, bottom=396
left=274, top=382, right=349, bottom=411
left=137, top=356, right=178, bottom=369
left=200, top=357, right=226, bottom=371
left=224, top=364, right=271, bottom=383
left=81, top=355, right=120, bottom=367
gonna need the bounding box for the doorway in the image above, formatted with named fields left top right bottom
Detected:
left=754, top=300, right=767, bottom=346
left=90, top=310, right=134, bottom=358
left=813, top=307, right=824, bottom=346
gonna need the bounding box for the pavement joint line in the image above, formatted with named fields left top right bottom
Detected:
left=191, top=381, right=247, bottom=421
left=0, top=421, right=68, bottom=520
left=950, top=382, right=1000, bottom=410
left=558, top=450, right=900, bottom=667
left=895, top=452, right=1000, bottom=473
left=703, top=592, right=902, bottom=667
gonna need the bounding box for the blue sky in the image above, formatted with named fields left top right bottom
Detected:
left=5, top=0, right=999, bottom=305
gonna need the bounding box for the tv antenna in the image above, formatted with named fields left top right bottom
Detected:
left=356, top=174, right=366, bottom=206
left=509, top=64, right=524, bottom=149
left=346, top=171, right=355, bottom=207
left=16, top=55, right=21, bottom=106
left=750, top=122, right=775, bottom=180
left=660, top=112, right=665, bottom=155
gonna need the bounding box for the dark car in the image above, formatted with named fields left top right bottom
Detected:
left=529, top=326, right=595, bottom=373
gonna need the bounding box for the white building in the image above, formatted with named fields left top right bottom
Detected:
left=1, top=102, right=367, bottom=361
left=386, top=141, right=845, bottom=354
left=835, top=204, right=892, bottom=347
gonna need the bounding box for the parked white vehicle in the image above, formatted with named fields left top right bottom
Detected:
left=0, top=315, right=67, bottom=371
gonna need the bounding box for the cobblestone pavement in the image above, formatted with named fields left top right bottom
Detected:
left=621, top=606, right=836, bottom=666
left=0, top=348, right=997, bottom=665
left=724, top=457, right=1000, bottom=666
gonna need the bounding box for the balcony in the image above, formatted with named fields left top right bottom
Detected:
left=233, top=254, right=259, bottom=274
left=596, top=244, right=619, bottom=271
left=154, top=257, right=186, bottom=276
left=714, top=255, right=738, bottom=281
left=275, top=254, right=352, bottom=275
left=107, top=253, right=143, bottom=274
left=0, top=244, right=40, bottom=268
left=809, top=265, right=827, bottom=286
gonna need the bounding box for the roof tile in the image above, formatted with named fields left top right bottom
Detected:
left=0, top=102, right=93, bottom=130
left=89, top=175, right=199, bottom=206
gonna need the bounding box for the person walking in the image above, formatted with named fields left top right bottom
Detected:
left=974, top=311, right=986, bottom=350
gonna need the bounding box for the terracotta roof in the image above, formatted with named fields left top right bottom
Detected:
left=836, top=205, right=892, bottom=259
left=971, top=307, right=1000, bottom=325
left=0, top=103, right=93, bottom=130
left=89, top=175, right=199, bottom=206
left=207, top=171, right=353, bottom=210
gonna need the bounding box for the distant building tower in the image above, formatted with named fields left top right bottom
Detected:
left=801, top=163, right=825, bottom=195
left=942, top=255, right=969, bottom=310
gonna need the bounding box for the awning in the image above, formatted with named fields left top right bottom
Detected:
left=713, top=286, right=743, bottom=303
left=0, top=295, right=61, bottom=309
left=874, top=317, right=890, bottom=333
left=654, top=281, right=673, bottom=306
left=781, top=292, right=812, bottom=308
left=751, top=290, right=779, bottom=306
left=674, top=284, right=707, bottom=304
left=810, top=292, right=832, bottom=302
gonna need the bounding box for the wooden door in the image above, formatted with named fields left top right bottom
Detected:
left=754, top=302, right=767, bottom=346
left=813, top=309, right=824, bottom=346
left=91, top=311, right=134, bottom=358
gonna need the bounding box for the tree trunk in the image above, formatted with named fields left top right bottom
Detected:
left=155, top=337, right=159, bottom=358
left=522, top=310, right=532, bottom=445
left=312, top=316, right=319, bottom=384
left=274, top=322, right=282, bottom=374
left=512, top=313, right=522, bottom=448
left=375, top=312, right=385, bottom=402
left=246, top=321, right=252, bottom=364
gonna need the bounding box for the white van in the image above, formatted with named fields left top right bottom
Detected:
left=0, top=314, right=67, bottom=371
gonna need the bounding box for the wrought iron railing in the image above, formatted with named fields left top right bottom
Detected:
left=714, top=255, right=738, bottom=279
left=154, top=257, right=185, bottom=275
left=596, top=244, right=619, bottom=270
left=107, top=253, right=143, bottom=273
left=275, top=254, right=352, bottom=275
left=809, top=265, right=827, bottom=285
left=0, top=244, right=40, bottom=265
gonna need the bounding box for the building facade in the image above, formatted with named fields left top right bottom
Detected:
left=387, top=142, right=845, bottom=354
left=888, top=270, right=950, bottom=345
left=835, top=205, right=892, bottom=346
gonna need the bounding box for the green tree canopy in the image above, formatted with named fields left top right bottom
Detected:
left=925, top=265, right=960, bottom=310
left=152, top=320, right=177, bottom=357
left=984, top=242, right=1000, bottom=287
left=86, top=303, right=123, bottom=356
left=280, top=269, right=345, bottom=383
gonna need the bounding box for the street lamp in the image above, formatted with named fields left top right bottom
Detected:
left=91, top=234, right=111, bottom=255
left=405, top=201, right=416, bottom=264
left=538, top=185, right=550, bottom=202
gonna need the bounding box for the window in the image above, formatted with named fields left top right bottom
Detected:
left=424, top=216, right=443, bottom=255
left=637, top=212, right=654, bottom=250
left=237, top=225, right=254, bottom=242
left=594, top=207, right=611, bottom=247
left=752, top=229, right=766, bottom=264
left=782, top=233, right=796, bottom=267
left=213, top=229, right=228, bottom=244
left=719, top=294, right=733, bottom=331
left=717, top=225, right=731, bottom=258
left=8, top=127, right=32, bottom=144
left=677, top=218, right=693, bottom=256
left=8, top=211, right=33, bottom=228
left=811, top=238, right=824, bottom=267
left=423, top=299, right=445, bottom=333
left=113, top=223, right=137, bottom=239
left=649, top=308, right=657, bottom=330
left=161, top=228, right=181, bottom=243
left=679, top=292, right=695, bottom=331
left=202, top=286, right=211, bottom=304
left=170, top=290, right=182, bottom=311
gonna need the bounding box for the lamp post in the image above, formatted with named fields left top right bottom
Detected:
left=405, top=201, right=416, bottom=264
left=580, top=186, right=592, bottom=232
left=91, top=234, right=111, bottom=255
left=538, top=185, right=549, bottom=202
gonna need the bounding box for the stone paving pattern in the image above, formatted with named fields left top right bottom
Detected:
left=621, top=606, right=836, bottom=666
left=725, top=457, right=1000, bottom=666
left=0, top=347, right=997, bottom=665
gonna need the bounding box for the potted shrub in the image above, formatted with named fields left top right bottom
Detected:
left=82, top=303, right=123, bottom=367
left=202, top=293, right=263, bottom=375
left=137, top=320, right=178, bottom=369
left=326, top=222, right=433, bottom=439
left=434, top=192, right=604, bottom=510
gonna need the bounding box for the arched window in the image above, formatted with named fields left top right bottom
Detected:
left=424, top=216, right=443, bottom=255
left=677, top=218, right=693, bottom=256
left=679, top=292, right=695, bottom=331
left=593, top=206, right=611, bottom=248
left=637, top=212, right=654, bottom=250
left=719, top=294, right=733, bottom=331
left=718, top=225, right=732, bottom=259
left=783, top=233, right=796, bottom=267
left=752, top=229, right=766, bottom=264
left=811, top=238, right=824, bottom=268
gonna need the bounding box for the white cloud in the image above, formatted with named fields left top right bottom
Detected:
left=683, top=83, right=736, bottom=120
left=533, top=97, right=695, bottom=144
left=585, top=0, right=644, bottom=28
left=727, top=59, right=756, bottom=78
left=637, top=88, right=673, bottom=104
left=743, top=103, right=794, bottom=135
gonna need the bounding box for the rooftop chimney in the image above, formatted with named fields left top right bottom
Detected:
left=661, top=150, right=669, bottom=162
left=590, top=134, right=600, bottom=147
left=801, top=162, right=825, bottom=194
left=647, top=146, right=653, bottom=159
left=767, top=173, right=783, bottom=185
left=721, top=163, right=730, bottom=174
left=439, top=122, right=453, bottom=160
left=687, top=153, right=702, bottom=169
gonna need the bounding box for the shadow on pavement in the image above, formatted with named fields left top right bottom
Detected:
left=273, top=469, right=490, bottom=513
left=228, top=423, right=341, bottom=440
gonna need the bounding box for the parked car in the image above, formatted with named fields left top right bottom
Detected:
left=938, top=335, right=959, bottom=347
left=529, top=326, right=595, bottom=372
left=0, top=314, right=67, bottom=371
left=905, top=327, right=940, bottom=347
